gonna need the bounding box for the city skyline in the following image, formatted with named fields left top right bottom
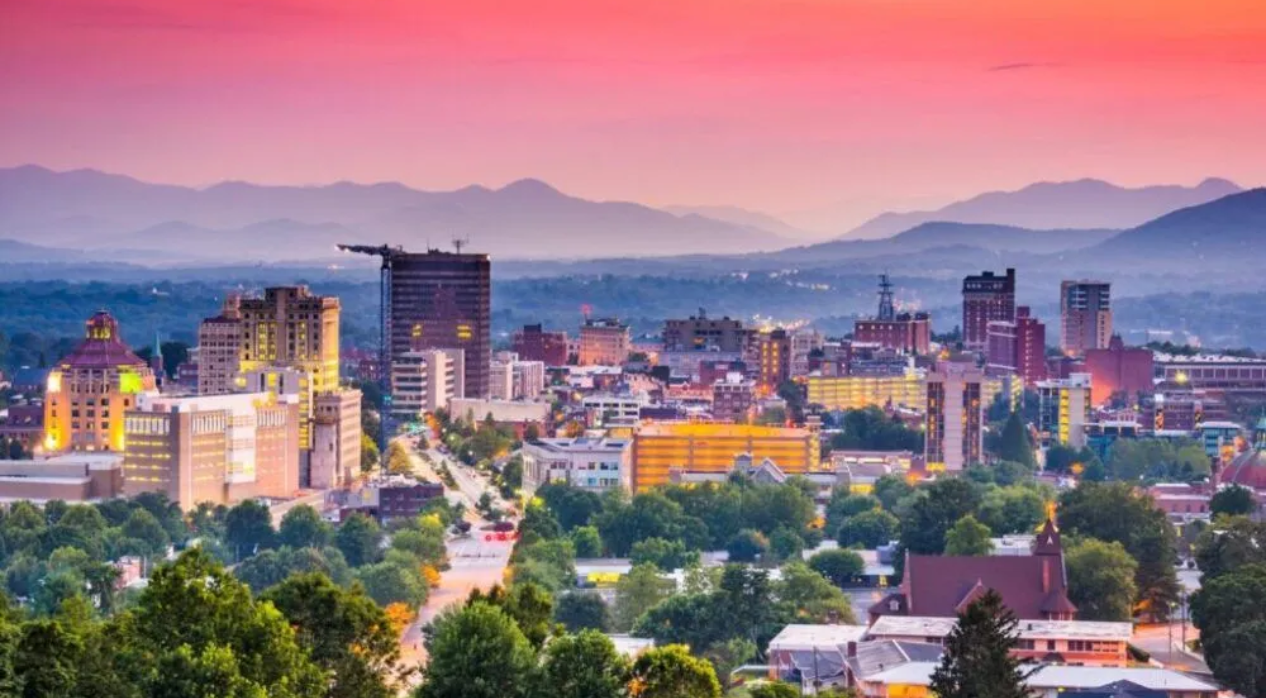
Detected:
left=4, top=0, right=1266, bottom=227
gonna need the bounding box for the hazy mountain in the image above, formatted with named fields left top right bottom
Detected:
left=661, top=204, right=815, bottom=240
left=0, top=166, right=786, bottom=259
left=842, top=178, right=1243, bottom=240
left=1087, top=188, right=1266, bottom=266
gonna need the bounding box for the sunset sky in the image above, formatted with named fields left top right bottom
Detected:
left=3, top=0, right=1265, bottom=229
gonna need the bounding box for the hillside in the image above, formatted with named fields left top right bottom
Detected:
left=1088, top=188, right=1266, bottom=264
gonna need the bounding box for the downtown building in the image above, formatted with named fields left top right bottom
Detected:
left=578, top=317, right=631, bottom=366
left=386, top=249, right=492, bottom=398
left=1037, top=373, right=1093, bottom=448
left=511, top=324, right=569, bottom=366
left=986, top=306, right=1048, bottom=385
left=1059, top=280, right=1112, bottom=355
left=390, top=349, right=465, bottom=424
left=962, top=268, right=1016, bottom=351
left=924, top=363, right=985, bottom=472
left=854, top=274, right=931, bottom=355
left=631, top=422, right=821, bottom=491
left=662, top=310, right=750, bottom=353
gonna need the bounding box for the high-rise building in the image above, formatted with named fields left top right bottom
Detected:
left=631, top=423, right=822, bottom=490
left=489, top=359, right=515, bottom=400
left=754, top=329, right=792, bottom=391
left=387, top=250, right=491, bottom=397
left=925, top=364, right=985, bottom=472
left=196, top=297, right=243, bottom=395
left=122, top=392, right=301, bottom=509
left=512, top=360, right=546, bottom=401
left=1037, top=373, right=1093, bottom=448
left=662, top=309, right=750, bottom=353
left=312, top=390, right=363, bottom=490
left=44, top=311, right=159, bottom=453
left=1060, top=280, right=1112, bottom=355
left=512, top=324, right=569, bottom=366
left=1082, top=335, right=1153, bottom=406
left=578, top=318, right=631, bottom=366
left=390, top=349, right=466, bottom=424
left=986, top=306, right=1047, bottom=385
left=962, top=268, right=1016, bottom=350
left=854, top=274, right=932, bottom=355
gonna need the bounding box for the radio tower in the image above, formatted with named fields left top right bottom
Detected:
left=877, top=272, right=896, bottom=321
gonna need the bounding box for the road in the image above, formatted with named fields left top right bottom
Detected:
left=1131, top=621, right=1208, bottom=674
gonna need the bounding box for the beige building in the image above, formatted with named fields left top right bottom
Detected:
left=122, top=392, right=301, bottom=509
left=1060, top=280, right=1112, bottom=356
left=196, top=297, right=244, bottom=395
left=391, top=349, right=465, bottom=424
left=312, top=389, right=363, bottom=489
left=44, top=311, right=159, bottom=453
left=925, top=364, right=985, bottom=472
left=0, top=454, right=124, bottom=503
left=806, top=370, right=926, bottom=412
left=579, top=318, right=631, bottom=366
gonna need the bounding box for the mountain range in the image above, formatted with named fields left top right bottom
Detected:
left=841, top=178, right=1243, bottom=240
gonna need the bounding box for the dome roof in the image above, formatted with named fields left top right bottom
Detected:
left=57, top=311, right=148, bottom=371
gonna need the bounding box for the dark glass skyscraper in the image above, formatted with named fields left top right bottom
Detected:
left=387, top=249, right=491, bottom=398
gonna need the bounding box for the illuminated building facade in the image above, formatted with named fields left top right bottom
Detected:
left=1037, top=373, right=1093, bottom=448
left=122, top=392, right=300, bottom=509
left=754, top=328, right=792, bottom=391
left=925, top=364, right=985, bottom=471
left=388, top=250, right=491, bottom=398
left=44, top=311, right=158, bottom=453
left=1082, top=335, right=1153, bottom=406
left=962, top=268, right=1016, bottom=351
left=578, top=318, right=631, bottom=366
left=1060, top=280, right=1112, bottom=355
left=712, top=373, right=755, bottom=423
left=855, top=274, right=931, bottom=355
left=196, top=297, right=243, bottom=395
left=631, top=422, right=821, bottom=490
left=806, top=371, right=926, bottom=412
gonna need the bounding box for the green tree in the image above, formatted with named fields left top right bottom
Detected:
left=1195, top=517, right=1266, bottom=581
left=337, top=513, right=384, bottom=568
left=944, top=515, right=993, bottom=556
left=612, top=563, right=672, bottom=632
left=263, top=572, right=402, bottom=698
left=725, top=529, right=768, bottom=563
left=702, top=637, right=755, bottom=691
left=628, top=644, right=720, bottom=698
left=995, top=411, right=1035, bottom=469
left=120, top=508, right=171, bottom=559
left=224, top=500, right=276, bottom=561
left=837, top=509, right=899, bottom=549
left=570, top=525, right=603, bottom=558
left=1065, top=539, right=1138, bottom=622
left=976, top=486, right=1047, bottom=536
left=361, top=433, right=380, bottom=473
left=356, top=560, right=428, bottom=608
left=749, top=683, right=801, bottom=698
left=767, top=527, right=805, bottom=563
left=1211, top=485, right=1256, bottom=519
left=899, top=478, right=981, bottom=555
left=390, top=518, right=447, bottom=567
left=1191, top=563, right=1266, bottom=698
left=278, top=505, right=334, bottom=550
left=929, top=589, right=1032, bottom=698
left=872, top=475, right=914, bottom=512
left=538, top=629, right=629, bottom=698
left=386, top=441, right=414, bottom=476
left=630, top=537, right=698, bottom=571
left=554, top=592, right=610, bottom=632
left=779, top=562, right=856, bottom=624
left=418, top=602, right=537, bottom=698
left=538, top=483, right=604, bottom=532
left=824, top=491, right=880, bottom=532
left=808, top=549, right=864, bottom=587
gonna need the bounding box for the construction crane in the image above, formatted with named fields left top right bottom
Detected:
left=337, top=244, right=401, bottom=455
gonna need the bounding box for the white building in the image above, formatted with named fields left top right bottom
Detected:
left=582, top=393, right=648, bottom=423
left=490, top=352, right=547, bottom=401
left=311, top=389, right=362, bottom=489
left=391, top=349, right=465, bottom=423
left=522, top=437, right=632, bottom=492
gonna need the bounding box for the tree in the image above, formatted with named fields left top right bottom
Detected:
left=1191, top=563, right=1266, bottom=698
left=1042, top=444, right=1079, bottom=474
left=356, top=560, right=429, bottom=608
left=1211, top=485, right=1256, bottom=519
left=1065, top=539, right=1138, bottom=622
left=386, top=441, right=414, bottom=476
left=278, top=504, right=334, bottom=550
left=702, top=637, right=755, bottom=691
left=829, top=407, right=922, bottom=452
left=837, top=509, right=899, bottom=549
left=570, top=526, right=603, bottom=558
left=418, top=602, right=537, bottom=698
left=749, top=683, right=801, bottom=698
left=263, top=572, right=402, bottom=698
left=630, top=537, right=698, bottom=571
left=337, top=513, right=384, bottom=567
left=944, top=515, right=993, bottom=556
left=767, top=527, right=804, bottom=563
left=899, top=479, right=981, bottom=555
left=808, top=549, right=864, bottom=587
left=1195, top=517, right=1266, bottom=581
left=995, top=411, right=1035, bottom=469
left=12, top=619, right=83, bottom=697
left=779, top=562, right=856, bottom=624
left=539, top=630, right=630, bottom=698
left=612, top=563, right=672, bottom=631
left=628, top=644, right=720, bottom=698
left=224, top=499, right=275, bottom=561
left=554, top=592, right=610, bottom=632
left=824, top=491, right=880, bottom=532
left=976, top=486, right=1047, bottom=536
left=725, top=529, right=768, bottom=563
left=121, top=508, right=172, bottom=558
left=929, top=590, right=1032, bottom=698
left=872, top=475, right=914, bottom=512
left=539, top=483, right=604, bottom=531
left=361, top=433, right=380, bottom=473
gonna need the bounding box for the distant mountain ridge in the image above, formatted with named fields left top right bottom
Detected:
left=0, top=165, right=787, bottom=260
left=843, top=177, right=1243, bottom=240
left=1086, top=187, right=1266, bottom=264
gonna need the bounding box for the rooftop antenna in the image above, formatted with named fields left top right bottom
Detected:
left=877, top=271, right=896, bottom=321
left=453, top=236, right=470, bottom=254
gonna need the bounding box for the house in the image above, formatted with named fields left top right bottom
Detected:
left=865, top=616, right=1132, bottom=667
left=767, top=624, right=869, bottom=693
left=869, top=519, right=1076, bottom=622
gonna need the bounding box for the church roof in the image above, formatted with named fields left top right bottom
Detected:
left=1220, top=449, right=1266, bottom=491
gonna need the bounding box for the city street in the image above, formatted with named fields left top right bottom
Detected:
left=1131, top=622, right=1208, bottom=674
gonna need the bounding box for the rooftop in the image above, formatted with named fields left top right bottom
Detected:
left=867, top=616, right=1131, bottom=641
left=865, top=664, right=1218, bottom=692
left=768, top=624, right=869, bottom=651
left=526, top=437, right=630, bottom=453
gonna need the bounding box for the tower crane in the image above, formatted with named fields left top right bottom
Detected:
left=337, top=244, right=401, bottom=455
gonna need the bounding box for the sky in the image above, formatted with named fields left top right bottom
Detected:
left=2, top=0, right=1265, bottom=231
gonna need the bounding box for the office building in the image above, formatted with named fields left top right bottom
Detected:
left=311, top=389, right=362, bottom=489
left=962, top=268, right=1016, bottom=350
left=44, top=311, right=159, bottom=453
left=511, top=324, right=569, bottom=366
left=512, top=360, right=546, bottom=400
left=986, top=306, right=1047, bottom=385
left=391, top=349, right=465, bottom=424
left=712, top=373, right=755, bottom=423
left=1156, top=352, right=1266, bottom=399
left=631, top=423, right=821, bottom=490
left=806, top=371, right=926, bottom=412
left=1037, top=374, right=1093, bottom=448
left=753, top=328, right=792, bottom=391
left=522, top=437, right=633, bottom=492
left=489, top=359, right=514, bottom=400
left=387, top=249, right=491, bottom=397
left=854, top=274, right=932, bottom=355
left=196, top=296, right=243, bottom=395
left=924, top=364, right=985, bottom=471
left=122, top=392, right=301, bottom=509
left=662, top=310, right=750, bottom=353
left=578, top=318, right=631, bottom=366
left=0, top=454, right=123, bottom=503
left=789, top=328, right=825, bottom=377
left=1060, top=280, right=1112, bottom=355
left=1082, top=336, right=1153, bottom=406
left=489, top=352, right=546, bottom=400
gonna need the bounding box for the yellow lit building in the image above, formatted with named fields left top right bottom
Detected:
left=806, top=370, right=925, bottom=411
left=44, top=312, right=158, bottom=453
left=631, top=422, right=822, bottom=490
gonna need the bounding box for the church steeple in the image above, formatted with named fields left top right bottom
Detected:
left=1033, top=518, right=1062, bottom=557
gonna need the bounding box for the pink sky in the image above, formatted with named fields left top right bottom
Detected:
left=2, top=0, right=1265, bottom=229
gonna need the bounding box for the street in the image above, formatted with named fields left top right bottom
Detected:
left=1131, top=621, right=1208, bottom=674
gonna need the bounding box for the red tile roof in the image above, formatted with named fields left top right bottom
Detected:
left=58, top=311, right=147, bottom=371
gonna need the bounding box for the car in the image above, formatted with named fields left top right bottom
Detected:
left=492, top=520, right=515, bottom=533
